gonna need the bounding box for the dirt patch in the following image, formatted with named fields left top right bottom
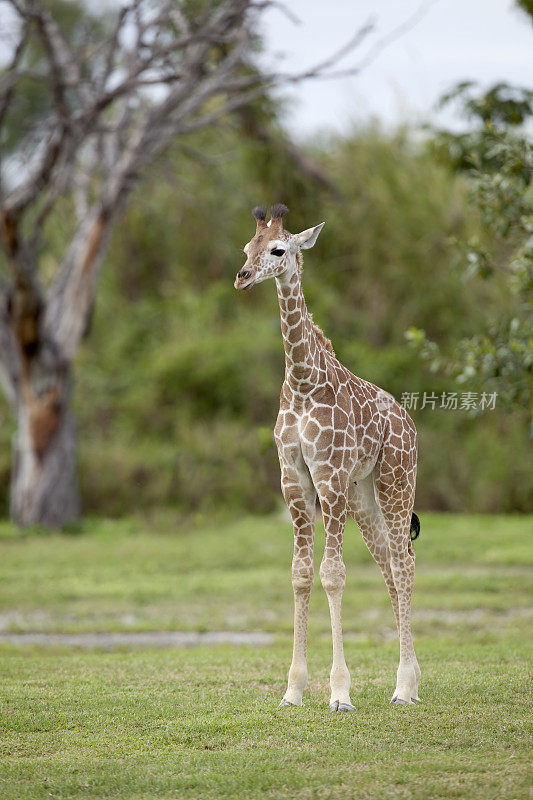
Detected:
left=0, top=630, right=273, bottom=649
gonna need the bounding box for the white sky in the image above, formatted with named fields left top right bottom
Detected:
left=258, top=0, right=533, bottom=136
left=0, top=0, right=530, bottom=137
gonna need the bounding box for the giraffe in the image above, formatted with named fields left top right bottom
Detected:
left=234, top=204, right=421, bottom=710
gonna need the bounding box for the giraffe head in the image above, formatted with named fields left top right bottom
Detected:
left=234, top=204, right=324, bottom=290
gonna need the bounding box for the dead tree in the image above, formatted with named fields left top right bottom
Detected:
left=0, top=0, right=375, bottom=526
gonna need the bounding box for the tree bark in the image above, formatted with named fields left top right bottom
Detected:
left=0, top=206, right=108, bottom=528
left=0, top=281, right=80, bottom=528
left=9, top=364, right=79, bottom=528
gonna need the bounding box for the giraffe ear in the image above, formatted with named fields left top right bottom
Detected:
left=293, top=222, right=325, bottom=250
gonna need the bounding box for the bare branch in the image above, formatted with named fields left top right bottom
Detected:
left=0, top=15, right=31, bottom=132
left=1, top=0, right=427, bottom=360
left=29, top=143, right=78, bottom=246
left=4, top=127, right=64, bottom=217
left=100, top=3, right=129, bottom=91
left=44, top=209, right=111, bottom=359
left=29, top=2, right=93, bottom=106
left=0, top=280, right=20, bottom=408
left=303, top=0, right=437, bottom=82
left=287, top=18, right=376, bottom=81
left=251, top=1, right=302, bottom=26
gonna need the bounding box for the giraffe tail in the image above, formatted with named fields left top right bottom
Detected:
left=410, top=512, right=420, bottom=541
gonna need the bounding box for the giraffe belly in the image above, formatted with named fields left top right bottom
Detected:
left=350, top=455, right=378, bottom=482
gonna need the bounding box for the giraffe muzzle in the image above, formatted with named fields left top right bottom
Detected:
left=234, top=268, right=254, bottom=290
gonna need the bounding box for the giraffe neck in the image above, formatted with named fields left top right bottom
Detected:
left=275, top=260, right=321, bottom=393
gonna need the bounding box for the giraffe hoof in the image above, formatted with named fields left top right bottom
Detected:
left=279, top=699, right=300, bottom=708
left=390, top=696, right=413, bottom=707
left=329, top=700, right=355, bottom=712
left=338, top=702, right=356, bottom=712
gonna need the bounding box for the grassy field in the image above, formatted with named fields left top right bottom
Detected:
left=0, top=512, right=531, bottom=799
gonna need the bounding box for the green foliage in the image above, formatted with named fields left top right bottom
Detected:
left=0, top=122, right=530, bottom=516
left=415, top=82, right=533, bottom=422
left=439, top=81, right=533, bottom=126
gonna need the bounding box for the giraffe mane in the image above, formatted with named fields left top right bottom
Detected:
left=312, top=323, right=335, bottom=356
left=308, top=312, right=335, bottom=356
left=295, top=252, right=335, bottom=355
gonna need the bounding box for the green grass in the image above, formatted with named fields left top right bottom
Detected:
left=0, top=512, right=531, bottom=799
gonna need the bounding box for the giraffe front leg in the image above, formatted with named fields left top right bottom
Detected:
left=320, top=559, right=355, bottom=712
left=317, top=473, right=355, bottom=712
left=280, top=562, right=313, bottom=707
left=279, top=464, right=316, bottom=708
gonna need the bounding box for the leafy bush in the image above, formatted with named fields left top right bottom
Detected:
left=1, top=125, right=530, bottom=516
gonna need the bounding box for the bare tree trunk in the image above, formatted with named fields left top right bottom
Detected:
left=9, top=360, right=79, bottom=527
left=0, top=281, right=80, bottom=528
left=11, top=388, right=79, bottom=527
left=0, top=201, right=108, bottom=527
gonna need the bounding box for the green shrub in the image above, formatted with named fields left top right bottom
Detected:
left=1, top=125, right=530, bottom=516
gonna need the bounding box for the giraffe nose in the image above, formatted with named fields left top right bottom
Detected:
left=237, top=269, right=251, bottom=280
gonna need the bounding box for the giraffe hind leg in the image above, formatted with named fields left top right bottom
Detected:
left=348, top=473, right=421, bottom=706
left=348, top=476, right=401, bottom=633
left=374, top=468, right=421, bottom=706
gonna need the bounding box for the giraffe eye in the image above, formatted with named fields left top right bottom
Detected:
left=271, top=248, right=285, bottom=257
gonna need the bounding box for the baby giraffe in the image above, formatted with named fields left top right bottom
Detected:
left=234, top=204, right=421, bottom=710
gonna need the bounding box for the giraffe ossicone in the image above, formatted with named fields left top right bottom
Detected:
left=235, top=204, right=421, bottom=710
